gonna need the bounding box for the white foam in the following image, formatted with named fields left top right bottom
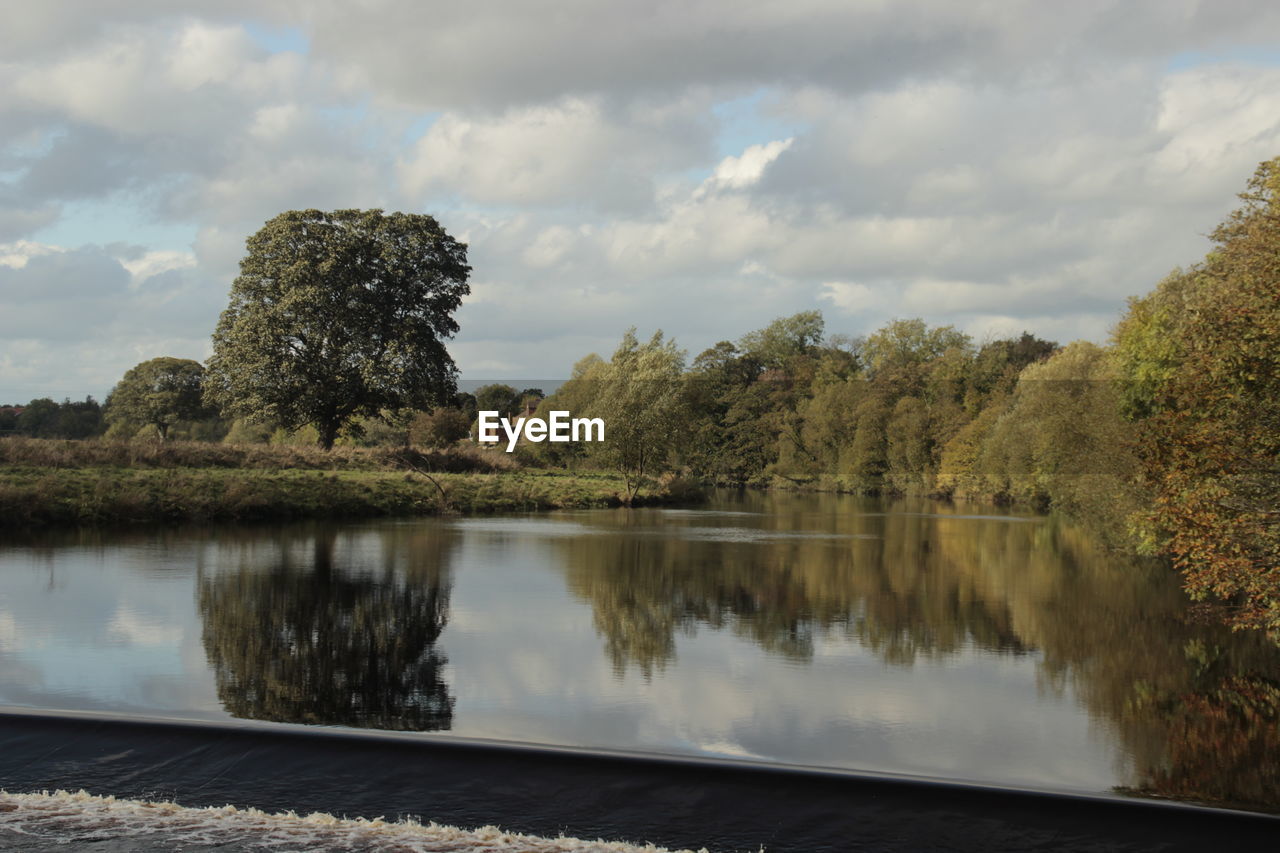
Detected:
left=0, top=789, right=705, bottom=852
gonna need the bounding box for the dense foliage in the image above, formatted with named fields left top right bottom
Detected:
left=1114, top=159, right=1280, bottom=634
left=205, top=209, right=470, bottom=449
left=528, top=158, right=1280, bottom=634
left=104, top=357, right=210, bottom=440
left=539, top=315, right=1067, bottom=506
left=0, top=397, right=104, bottom=439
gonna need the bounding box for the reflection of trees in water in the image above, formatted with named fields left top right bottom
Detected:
left=558, top=501, right=1029, bottom=676
left=561, top=497, right=1280, bottom=811
left=1123, top=674, right=1280, bottom=810
left=563, top=539, right=817, bottom=678
left=998, top=517, right=1280, bottom=809
left=927, top=515, right=1280, bottom=812
left=199, top=525, right=454, bottom=731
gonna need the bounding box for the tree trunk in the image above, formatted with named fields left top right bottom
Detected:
left=318, top=421, right=338, bottom=450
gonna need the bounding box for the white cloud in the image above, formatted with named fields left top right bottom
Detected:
left=701, top=138, right=794, bottom=194
left=1149, top=65, right=1280, bottom=201
left=400, top=97, right=710, bottom=211
left=0, top=239, right=64, bottom=269
left=12, top=23, right=270, bottom=136
left=5, top=2, right=1280, bottom=396
left=819, top=281, right=882, bottom=314
left=297, top=1, right=1280, bottom=110
left=0, top=241, right=219, bottom=400
left=118, top=249, right=196, bottom=287
left=521, top=226, right=580, bottom=269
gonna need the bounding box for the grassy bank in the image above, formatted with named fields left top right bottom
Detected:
left=0, top=439, right=693, bottom=527
left=0, top=436, right=517, bottom=472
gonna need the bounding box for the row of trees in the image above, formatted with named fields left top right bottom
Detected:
left=530, top=315, right=1079, bottom=504
left=6, top=162, right=1277, bottom=635
left=1, top=359, right=215, bottom=441
left=0, top=397, right=105, bottom=439
left=5, top=358, right=230, bottom=442
left=526, top=157, right=1280, bottom=636
left=1, top=375, right=549, bottom=448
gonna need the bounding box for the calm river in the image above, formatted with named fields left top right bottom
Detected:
left=2, top=491, right=1277, bottom=812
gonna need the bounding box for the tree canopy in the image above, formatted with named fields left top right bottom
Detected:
left=538, top=330, right=685, bottom=501
left=2, top=396, right=104, bottom=439
left=205, top=209, right=470, bottom=449
left=1119, top=157, right=1280, bottom=634
left=105, top=357, right=208, bottom=440
left=587, top=330, right=686, bottom=501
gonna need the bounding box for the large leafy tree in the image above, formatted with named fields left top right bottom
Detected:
left=205, top=209, right=470, bottom=449
left=105, top=357, right=208, bottom=440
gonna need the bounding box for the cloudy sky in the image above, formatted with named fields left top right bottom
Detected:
left=3, top=1, right=1280, bottom=402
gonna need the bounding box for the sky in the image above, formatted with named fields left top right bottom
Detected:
left=3, top=1, right=1280, bottom=403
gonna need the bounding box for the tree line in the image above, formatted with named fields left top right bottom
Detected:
left=4, top=159, right=1277, bottom=634
left=520, top=157, right=1280, bottom=636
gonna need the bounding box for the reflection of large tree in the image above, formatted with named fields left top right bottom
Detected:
left=199, top=525, right=454, bottom=731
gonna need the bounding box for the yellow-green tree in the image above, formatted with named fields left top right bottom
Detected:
left=586, top=329, right=686, bottom=502
left=977, top=342, right=1145, bottom=545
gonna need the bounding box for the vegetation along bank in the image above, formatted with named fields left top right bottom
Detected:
left=0, top=440, right=694, bottom=527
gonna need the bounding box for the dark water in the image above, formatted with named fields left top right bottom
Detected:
left=2, top=491, right=1278, bottom=812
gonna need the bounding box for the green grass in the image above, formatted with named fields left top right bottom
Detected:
left=0, top=438, right=703, bottom=527
left=0, top=436, right=517, bottom=472
left=0, top=453, right=692, bottom=528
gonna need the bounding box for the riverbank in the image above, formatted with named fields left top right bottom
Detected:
left=0, top=439, right=696, bottom=527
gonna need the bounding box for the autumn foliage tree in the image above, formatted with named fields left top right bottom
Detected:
left=1118, top=158, right=1280, bottom=634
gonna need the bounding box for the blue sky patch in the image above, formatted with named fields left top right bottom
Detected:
left=244, top=22, right=310, bottom=55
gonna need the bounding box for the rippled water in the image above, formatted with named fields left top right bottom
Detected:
left=2, top=490, right=1278, bottom=811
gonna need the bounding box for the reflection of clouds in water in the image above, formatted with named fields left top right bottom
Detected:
left=861, top=512, right=1041, bottom=523
left=669, top=527, right=880, bottom=543
left=0, top=611, right=18, bottom=652
left=443, top=611, right=1113, bottom=792
left=451, top=515, right=879, bottom=544
left=449, top=518, right=607, bottom=538
left=106, top=606, right=184, bottom=647
left=646, top=509, right=766, bottom=518
left=696, top=739, right=770, bottom=761
left=6, top=500, right=1274, bottom=807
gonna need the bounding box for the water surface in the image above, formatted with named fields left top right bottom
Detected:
left=2, top=491, right=1277, bottom=811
